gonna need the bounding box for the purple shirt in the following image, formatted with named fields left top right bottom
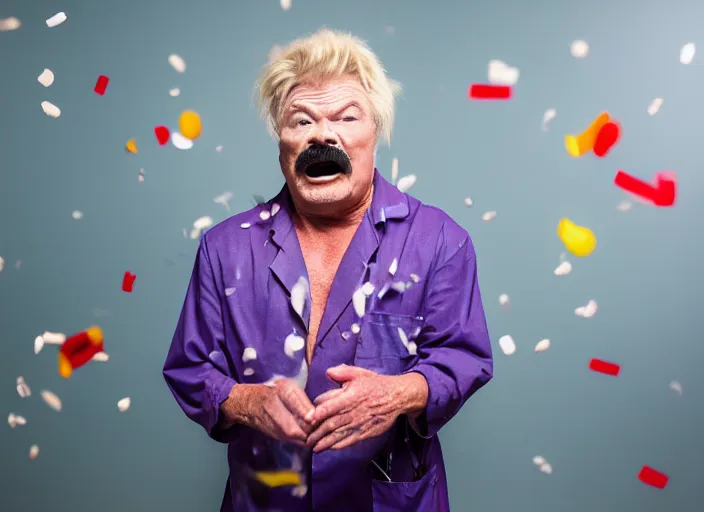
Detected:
left=163, top=170, right=493, bottom=511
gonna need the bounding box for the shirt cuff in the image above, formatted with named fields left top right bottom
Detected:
left=205, top=370, right=238, bottom=443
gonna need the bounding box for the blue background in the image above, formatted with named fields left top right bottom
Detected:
left=2, top=0, right=703, bottom=510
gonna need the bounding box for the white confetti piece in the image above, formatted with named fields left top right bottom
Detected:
left=351, top=323, right=361, bottom=334
left=225, top=287, right=236, bottom=296
left=40, top=390, right=62, bottom=411
left=391, top=158, right=399, bottom=185
left=352, top=288, right=366, bottom=317
left=16, top=377, right=30, bottom=398
left=29, top=445, right=39, bottom=460
left=361, top=282, right=375, bottom=296
left=42, top=331, right=66, bottom=344
left=242, top=347, right=257, bottom=362
left=498, top=293, right=509, bottom=306
left=171, top=132, right=194, bottom=150
left=532, top=456, right=546, bottom=466
left=271, top=203, right=281, bottom=216
left=396, top=175, right=416, bottom=193
left=0, top=256, right=4, bottom=272
left=243, top=368, right=255, bottom=376
left=464, top=197, right=473, bottom=207
left=72, top=210, right=83, bottom=220
left=292, top=485, right=307, bottom=498
left=92, top=351, right=109, bottom=362
left=46, top=12, right=67, bottom=28
left=397, top=327, right=409, bottom=347
left=280, top=0, right=292, bottom=10
left=240, top=222, right=251, bottom=229
left=41, top=101, right=61, bottom=118
left=33, top=336, right=44, bottom=354
left=647, top=98, right=663, bottom=116
left=389, top=258, right=398, bottom=276
left=284, top=332, right=305, bottom=358
left=168, top=54, right=186, bottom=73
left=214, top=191, right=233, bottom=212
left=482, top=211, right=496, bottom=222
left=37, top=69, right=54, bottom=87
left=617, top=200, right=632, bottom=212
left=534, top=339, right=551, bottom=352
left=680, top=43, right=695, bottom=64
left=260, top=210, right=271, bottom=221
left=169, top=88, right=180, bottom=97
left=669, top=380, right=683, bottom=395
left=409, top=273, right=420, bottom=283
left=575, top=299, right=598, bottom=318
left=554, top=261, right=572, bottom=276
left=216, top=145, right=223, bottom=153
left=0, top=17, right=21, bottom=31
left=291, top=277, right=309, bottom=318
left=293, top=359, right=308, bottom=389
left=540, top=463, right=552, bottom=474
left=407, top=341, right=417, bottom=355
left=487, top=60, right=519, bottom=86
left=570, top=40, right=589, bottom=58
left=190, top=216, right=213, bottom=239
left=542, top=108, right=556, bottom=131
left=8, top=413, right=27, bottom=428
left=498, top=335, right=516, bottom=355
left=138, top=168, right=145, bottom=183
left=117, top=397, right=131, bottom=412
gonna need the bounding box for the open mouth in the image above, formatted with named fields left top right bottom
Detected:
left=304, top=161, right=344, bottom=179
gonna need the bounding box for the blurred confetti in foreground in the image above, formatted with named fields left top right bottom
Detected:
left=532, top=455, right=552, bottom=474
left=570, top=40, right=589, bottom=58
left=680, top=43, right=695, bottom=64
left=0, top=17, right=21, bottom=31
left=168, top=54, right=186, bottom=73
left=41, top=390, right=62, bottom=411
left=46, top=12, right=67, bottom=28
left=29, top=445, right=39, bottom=460
left=498, top=335, right=516, bottom=355
left=118, top=397, right=131, bottom=412
left=38, top=69, right=54, bottom=87
left=16, top=377, right=30, bottom=398
left=575, top=299, right=598, bottom=318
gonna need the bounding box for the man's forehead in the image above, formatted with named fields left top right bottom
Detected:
left=284, top=79, right=369, bottom=111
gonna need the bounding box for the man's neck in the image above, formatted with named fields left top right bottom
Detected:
left=293, top=186, right=373, bottom=236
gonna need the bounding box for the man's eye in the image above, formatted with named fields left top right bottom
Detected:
left=297, top=119, right=310, bottom=126
left=342, top=116, right=357, bottom=122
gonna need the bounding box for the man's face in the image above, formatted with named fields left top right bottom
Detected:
left=278, top=76, right=377, bottom=215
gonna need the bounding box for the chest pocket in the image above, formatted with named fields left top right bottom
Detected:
left=353, top=312, right=424, bottom=376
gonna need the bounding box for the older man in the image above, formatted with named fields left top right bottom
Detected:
left=163, top=28, right=493, bottom=511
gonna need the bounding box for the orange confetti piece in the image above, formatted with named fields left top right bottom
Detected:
left=126, top=139, right=138, bottom=153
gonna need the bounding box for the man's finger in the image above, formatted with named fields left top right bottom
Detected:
left=313, top=426, right=358, bottom=453
left=306, top=412, right=351, bottom=447
left=277, top=379, right=316, bottom=424
left=329, top=431, right=362, bottom=451
left=313, top=387, right=344, bottom=405
left=326, top=364, right=372, bottom=383
left=312, top=390, right=356, bottom=423
left=271, top=399, right=308, bottom=442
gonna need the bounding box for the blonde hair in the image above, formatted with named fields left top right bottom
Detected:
left=255, top=28, right=402, bottom=145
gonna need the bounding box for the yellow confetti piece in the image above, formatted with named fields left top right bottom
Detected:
left=126, top=139, right=138, bottom=153
left=556, top=218, right=596, bottom=257
left=254, top=470, right=302, bottom=488
left=564, top=112, right=610, bottom=158
left=179, top=110, right=202, bottom=140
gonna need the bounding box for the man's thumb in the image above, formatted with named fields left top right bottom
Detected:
left=326, top=364, right=365, bottom=382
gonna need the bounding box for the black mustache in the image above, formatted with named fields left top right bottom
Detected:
left=294, top=144, right=352, bottom=175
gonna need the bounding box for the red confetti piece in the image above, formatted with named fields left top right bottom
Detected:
left=589, top=358, right=620, bottom=376
left=614, top=170, right=676, bottom=207
left=122, top=271, right=136, bottom=292
left=94, top=75, right=109, bottom=95
left=593, top=121, right=620, bottom=157
left=58, top=327, right=104, bottom=378
left=638, top=465, right=669, bottom=489
left=154, top=126, right=170, bottom=145
left=468, top=84, right=512, bottom=100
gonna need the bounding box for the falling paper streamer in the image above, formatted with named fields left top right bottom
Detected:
left=29, top=445, right=39, bottom=460
left=46, top=12, right=67, bottom=28
left=284, top=332, right=305, bottom=358
left=242, top=347, right=257, bottom=362
left=169, top=88, right=180, bottom=97
left=42, top=331, right=66, bottom=344
left=0, top=17, right=21, bottom=31
left=575, top=299, right=598, bottom=318
left=570, top=40, right=589, bottom=58
left=389, top=258, right=398, bottom=276
left=117, top=397, right=131, bottom=412
left=499, top=294, right=509, bottom=307
left=680, top=43, right=695, bottom=65
left=638, top=465, right=669, bottom=489
left=534, top=339, right=551, bottom=352
left=172, top=132, right=193, bottom=150
left=291, top=277, right=309, bottom=318
left=542, top=108, right=556, bottom=131
left=8, top=413, right=27, bottom=428
left=487, top=60, right=520, bottom=86
left=498, top=335, right=516, bottom=355
left=391, top=158, right=399, bottom=185
left=396, top=175, right=416, bottom=193
left=669, top=380, right=683, bottom=395
left=37, top=69, right=54, bottom=87
left=589, top=358, right=620, bottom=376
left=41, top=390, right=62, bottom=411
left=41, top=101, right=61, bottom=118
left=281, top=0, right=292, bottom=10
left=554, top=261, right=572, bottom=276
left=168, top=54, right=186, bottom=73
left=464, top=197, right=473, bottom=207
left=16, top=377, right=30, bottom=398
left=648, top=98, right=663, bottom=116
left=482, top=211, right=497, bottom=222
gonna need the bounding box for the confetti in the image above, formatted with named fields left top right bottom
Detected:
left=680, top=43, right=695, bottom=64
left=396, top=174, right=416, bottom=193
left=260, top=210, right=271, bottom=221
left=575, top=299, right=598, bottom=318
left=534, top=339, right=551, bottom=352
left=593, top=121, right=621, bottom=157
left=255, top=469, right=302, bottom=488
left=92, top=352, right=109, bottom=362
left=94, top=75, right=109, bottom=95
left=539, top=463, right=553, bottom=474
left=40, top=390, right=62, bottom=411
left=243, top=368, right=255, bottom=376
left=554, top=261, right=572, bottom=276
left=284, top=332, right=305, bottom=358
left=487, top=60, right=519, bottom=86
left=565, top=112, right=610, bottom=158
left=34, top=336, right=44, bottom=354
left=41, top=101, right=61, bottom=118
left=468, top=84, right=511, bottom=100
left=72, top=210, right=83, bottom=220
left=240, top=222, right=251, bottom=229
left=29, top=445, right=39, bottom=460
left=8, top=413, right=27, bottom=428
left=16, top=377, right=30, bottom=398
left=46, top=12, right=67, bottom=28
left=389, top=258, right=398, bottom=275
left=542, top=108, right=556, bottom=131
left=570, top=40, right=589, bottom=58
left=169, top=88, right=180, bottom=97
left=154, top=126, right=170, bottom=145
left=498, top=294, right=509, bottom=307
left=0, top=17, right=21, bottom=31
left=352, top=288, right=366, bottom=317
left=215, top=145, right=223, bottom=152
left=614, top=170, right=676, bottom=207
left=391, top=157, right=399, bottom=185
left=225, top=287, right=236, bottom=296
left=37, top=69, right=54, bottom=87
left=557, top=218, right=596, bottom=257
left=498, top=335, right=516, bottom=355
left=179, top=110, right=202, bottom=140
left=171, top=132, right=194, bottom=150
left=168, top=54, right=186, bottom=73
left=190, top=216, right=213, bottom=239
left=532, top=456, right=546, bottom=466
left=280, top=0, right=292, bottom=10
left=126, top=139, right=138, bottom=153
left=617, top=200, right=632, bottom=212
left=242, top=347, right=257, bottom=362
left=292, top=485, right=307, bottom=498
left=669, top=380, right=683, bottom=395
left=59, top=326, right=104, bottom=378
left=271, top=203, right=281, bottom=216
left=407, top=341, right=417, bottom=355
left=351, top=323, right=360, bottom=334
left=291, top=277, right=309, bottom=317
left=409, top=273, right=420, bottom=283
left=482, top=211, right=497, bottom=222
left=117, top=397, right=131, bottom=412
left=214, top=192, right=233, bottom=211
left=589, top=358, right=620, bottom=376
left=361, top=282, right=375, bottom=296
left=0, top=256, right=4, bottom=272
left=138, top=168, right=145, bottom=182
left=122, top=271, right=136, bottom=292
left=647, top=98, right=663, bottom=116
left=464, top=197, right=473, bottom=207
left=638, top=465, right=669, bottom=489
left=42, top=331, right=67, bottom=344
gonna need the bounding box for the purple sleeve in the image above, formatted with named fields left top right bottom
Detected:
left=407, top=235, right=493, bottom=439
left=163, top=236, right=239, bottom=443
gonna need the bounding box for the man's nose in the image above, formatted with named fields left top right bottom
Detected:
left=308, top=119, right=339, bottom=146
